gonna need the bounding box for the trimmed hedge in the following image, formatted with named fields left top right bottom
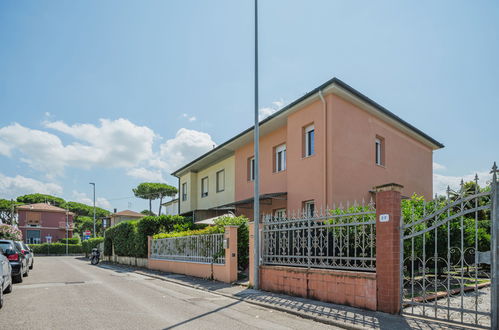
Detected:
left=59, top=237, right=81, bottom=245
left=28, top=243, right=83, bottom=255
left=104, top=215, right=194, bottom=258
left=82, top=237, right=104, bottom=256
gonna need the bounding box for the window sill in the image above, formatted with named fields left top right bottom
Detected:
left=302, top=154, right=316, bottom=160
left=376, top=164, right=386, bottom=169
left=273, top=169, right=287, bottom=174
left=216, top=190, right=225, bottom=193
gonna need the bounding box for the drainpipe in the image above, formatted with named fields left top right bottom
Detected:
left=319, top=90, right=327, bottom=208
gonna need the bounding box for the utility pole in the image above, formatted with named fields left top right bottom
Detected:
left=65, top=206, right=69, bottom=255
left=90, top=182, right=96, bottom=238
left=253, top=0, right=260, bottom=290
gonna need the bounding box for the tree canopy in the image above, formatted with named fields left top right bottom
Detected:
left=0, top=199, right=22, bottom=225
left=133, top=182, right=177, bottom=215
left=16, top=193, right=65, bottom=206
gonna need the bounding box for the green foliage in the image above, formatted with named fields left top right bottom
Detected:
left=140, top=210, right=156, bottom=216
left=16, top=194, right=65, bottom=206
left=28, top=243, right=83, bottom=255
left=59, top=237, right=81, bottom=245
left=133, top=182, right=178, bottom=214
left=0, top=199, right=22, bottom=225
left=82, top=237, right=104, bottom=255
left=0, top=224, right=22, bottom=241
left=62, top=201, right=110, bottom=218
left=153, top=226, right=220, bottom=239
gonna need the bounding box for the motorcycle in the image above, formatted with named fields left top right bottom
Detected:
left=90, top=248, right=100, bottom=265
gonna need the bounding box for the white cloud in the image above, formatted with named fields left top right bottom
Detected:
left=433, top=162, right=446, bottom=172
left=182, top=113, right=197, bottom=122
left=159, top=128, right=216, bottom=172
left=0, top=173, right=63, bottom=199
left=0, top=119, right=156, bottom=177
left=433, top=169, right=491, bottom=196
left=126, top=167, right=165, bottom=182
left=259, top=99, right=285, bottom=121
left=72, top=190, right=111, bottom=210
left=44, top=112, right=51, bottom=117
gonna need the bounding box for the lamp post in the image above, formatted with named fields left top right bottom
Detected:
left=253, top=0, right=260, bottom=290
left=89, top=182, right=96, bottom=238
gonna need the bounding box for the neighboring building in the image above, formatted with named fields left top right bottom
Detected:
left=109, top=210, right=145, bottom=226
left=172, top=77, right=444, bottom=221
left=17, top=203, right=74, bottom=244
left=162, top=198, right=179, bottom=216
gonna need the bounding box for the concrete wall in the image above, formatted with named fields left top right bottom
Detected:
left=147, top=226, right=238, bottom=283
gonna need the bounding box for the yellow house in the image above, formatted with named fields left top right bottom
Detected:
left=174, top=155, right=235, bottom=222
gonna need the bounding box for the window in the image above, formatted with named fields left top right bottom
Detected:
left=216, top=170, right=225, bottom=192
left=304, top=124, right=315, bottom=157
left=375, top=137, right=385, bottom=166
left=275, top=144, right=286, bottom=172
left=248, top=157, right=255, bottom=181
left=26, top=212, right=41, bottom=226
left=274, top=208, right=286, bottom=219
left=304, top=200, right=315, bottom=217
left=181, top=183, right=187, bottom=201
left=201, top=177, right=209, bottom=197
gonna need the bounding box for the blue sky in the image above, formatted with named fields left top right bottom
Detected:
left=0, top=0, right=498, bottom=212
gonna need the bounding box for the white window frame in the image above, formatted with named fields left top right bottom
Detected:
left=182, top=182, right=187, bottom=201
left=216, top=169, right=225, bottom=192
left=304, top=200, right=315, bottom=217
left=274, top=208, right=286, bottom=219
left=375, top=138, right=383, bottom=166
left=275, top=144, right=286, bottom=172
left=201, top=177, right=209, bottom=198
left=305, top=124, right=315, bottom=157
left=249, top=157, right=255, bottom=181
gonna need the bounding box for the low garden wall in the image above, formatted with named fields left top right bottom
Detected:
left=147, top=226, right=238, bottom=283
left=103, top=255, right=148, bottom=268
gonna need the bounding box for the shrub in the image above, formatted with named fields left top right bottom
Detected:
left=0, top=224, right=22, bottom=241
left=28, top=243, right=83, bottom=255
left=59, top=237, right=81, bottom=245
left=82, top=237, right=104, bottom=256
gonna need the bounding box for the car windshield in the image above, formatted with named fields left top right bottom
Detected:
left=14, top=242, right=23, bottom=250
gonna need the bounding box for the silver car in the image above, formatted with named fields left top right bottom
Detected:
left=15, top=241, right=34, bottom=270
left=0, top=248, right=13, bottom=309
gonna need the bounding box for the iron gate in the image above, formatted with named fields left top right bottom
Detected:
left=401, top=164, right=498, bottom=329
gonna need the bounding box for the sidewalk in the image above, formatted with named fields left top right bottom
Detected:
left=99, top=262, right=468, bottom=330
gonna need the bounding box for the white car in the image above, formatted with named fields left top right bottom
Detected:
left=0, top=248, right=13, bottom=309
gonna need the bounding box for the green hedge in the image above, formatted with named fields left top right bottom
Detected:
left=82, top=237, right=104, bottom=256
left=59, top=237, right=81, bottom=245
left=28, top=243, right=83, bottom=255
left=104, top=215, right=194, bottom=258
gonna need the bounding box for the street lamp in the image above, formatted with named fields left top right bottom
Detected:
left=89, top=182, right=96, bottom=238
left=253, top=0, right=260, bottom=290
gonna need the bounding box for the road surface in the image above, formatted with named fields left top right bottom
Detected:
left=0, top=256, right=333, bottom=330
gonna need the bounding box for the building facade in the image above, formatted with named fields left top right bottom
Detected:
left=109, top=210, right=145, bottom=227
left=17, top=203, right=74, bottom=244
left=173, top=78, right=443, bottom=221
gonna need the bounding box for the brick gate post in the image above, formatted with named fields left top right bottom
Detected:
left=375, top=183, right=403, bottom=314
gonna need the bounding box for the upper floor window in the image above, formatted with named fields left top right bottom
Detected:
left=274, top=208, right=286, bottom=219
left=181, top=182, right=187, bottom=201
left=304, top=200, right=315, bottom=217
left=304, top=124, right=315, bottom=157
left=216, top=169, right=225, bottom=192
left=275, top=144, right=286, bottom=172
left=248, top=157, right=255, bottom=181
left=375, top=136, right=385, bottom=166
left=201, top=177, right=209, bottom=197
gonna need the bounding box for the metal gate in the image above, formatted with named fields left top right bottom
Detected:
left=401, top=164, right=498, bottom=329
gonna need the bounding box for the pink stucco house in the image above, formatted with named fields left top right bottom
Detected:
left=172, top=78, right=444, bottom=221
left=17, top=203, right=74, bottom=243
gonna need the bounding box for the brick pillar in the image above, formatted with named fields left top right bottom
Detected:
left=375, top=183, right=403, bottom=314
left=147, top=236, right=151, bottom=269
left=224, top=226, right=238, bottom=283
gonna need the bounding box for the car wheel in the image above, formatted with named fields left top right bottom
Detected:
left=13, top=273, right=22, bottom=283
left=29, top=261, right=33, bottom=270
left=4, top=281, right=12, bottom=294
left=0, top=287, right=3, bottom=309
left=23, top=267, right=29, bottom=277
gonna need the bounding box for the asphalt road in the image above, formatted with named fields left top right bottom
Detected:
left=0, top=256, right=334, bottom=330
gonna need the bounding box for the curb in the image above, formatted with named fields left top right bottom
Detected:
left=101, top=262, right=364, bottom=330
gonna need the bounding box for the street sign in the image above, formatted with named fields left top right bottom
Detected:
left=84, top=235, right=91, bottom=240
left=84, top=230, right=91, bottom=236
left=46, top=236, right=52, bottom=244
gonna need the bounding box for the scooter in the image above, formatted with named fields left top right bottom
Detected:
left=90, top=248, right=100, bottom=265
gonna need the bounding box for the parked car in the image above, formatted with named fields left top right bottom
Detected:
left=0, top=248, right=13, bottom=308
left=15, top=241, right=34, bottom=270
left=0, top=240, right=28, bottom=283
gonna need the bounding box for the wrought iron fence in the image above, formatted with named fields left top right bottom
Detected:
left=262, top=202, right=376, bottom=271
left=151, top=233, right=225, bottom=264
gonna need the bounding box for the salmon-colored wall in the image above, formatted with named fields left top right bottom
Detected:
left=328, top=94, right=433, bottom=204
left=234, top=92, right=434, bottom=219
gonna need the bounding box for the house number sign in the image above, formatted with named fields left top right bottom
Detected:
left=379, top=214, right=390, bottom=222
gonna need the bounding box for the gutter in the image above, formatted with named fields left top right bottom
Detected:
left=319, top=90, right=327, bottom=207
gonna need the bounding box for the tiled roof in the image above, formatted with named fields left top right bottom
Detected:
left=16, top=203, right=71, bottom=214
left=112, top=210, right=145, bottom=217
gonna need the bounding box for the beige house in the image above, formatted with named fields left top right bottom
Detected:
left=109, top=210, right=145, bottom=226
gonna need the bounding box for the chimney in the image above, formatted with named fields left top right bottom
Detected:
left=114, top=208, right=117, bottom=213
